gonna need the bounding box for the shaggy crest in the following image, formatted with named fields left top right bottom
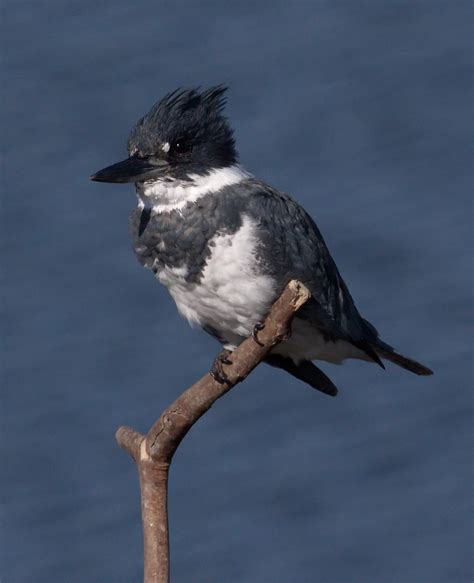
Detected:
left=127, top=85, right=236, bottom=174
left=157, top=85, right=229, bottom=116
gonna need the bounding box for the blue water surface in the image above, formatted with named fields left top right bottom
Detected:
left=2, top=1, right=472, bottom=582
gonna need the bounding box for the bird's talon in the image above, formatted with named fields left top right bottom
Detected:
left=210, top=368, right=229, bottom=384
left=252, top=322, right=265, bottom=346
left=210, top=349, right=233, bottom=384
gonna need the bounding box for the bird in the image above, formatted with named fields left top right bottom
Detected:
left=90, top=85, right=433, bottom=396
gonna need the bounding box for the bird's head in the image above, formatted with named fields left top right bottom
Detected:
left=90, top=86, right=236, bottom=184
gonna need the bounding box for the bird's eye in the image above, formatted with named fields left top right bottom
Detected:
left=171, top=140, right=191, bottom=154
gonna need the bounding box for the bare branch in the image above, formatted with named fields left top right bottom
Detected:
left=116, top=280, right=311, bottom=582
left=116, top=426, right=144, bottom=461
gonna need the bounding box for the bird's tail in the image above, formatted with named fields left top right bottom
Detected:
left=374, top=345, right=433, bottom=376
left=265, top=354, right=338, bottom=396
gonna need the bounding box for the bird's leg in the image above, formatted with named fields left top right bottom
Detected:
left=252, top=321, right=265, bottom=346
left=210, top=348, right=234, bottom=384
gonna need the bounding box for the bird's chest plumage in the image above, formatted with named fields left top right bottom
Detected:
left=130, top=200, right=278, bottom=346
left=131, top=203, right=215, bottom=283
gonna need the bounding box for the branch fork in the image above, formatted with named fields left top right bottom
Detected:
left=116, top=280, right=311, bottom=582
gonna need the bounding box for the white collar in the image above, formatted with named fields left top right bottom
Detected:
left=136, top=164, right=252, bottom=214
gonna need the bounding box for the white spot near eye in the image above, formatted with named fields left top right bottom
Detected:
left=130, top=146, right=138, bottom=156
left=162, top=142, right=170, bottom=153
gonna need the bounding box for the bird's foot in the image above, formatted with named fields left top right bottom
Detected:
left=252, top=321, right=265, bottom=346
left=210, top=349, right=234, bottom=384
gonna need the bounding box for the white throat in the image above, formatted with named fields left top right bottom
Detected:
left=136, top=164, right=252, bottom=214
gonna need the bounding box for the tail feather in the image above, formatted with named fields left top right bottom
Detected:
left=353, top=339, right=386, bottom=369
left=375, top=346, right=433, bottom=376
left=265, top=355, right=338, bottom=397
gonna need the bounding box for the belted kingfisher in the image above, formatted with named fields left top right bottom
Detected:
left=91, top=86, right=432, bottom=396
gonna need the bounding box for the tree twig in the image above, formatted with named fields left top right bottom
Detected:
left=116, top=280, right=311, bottom=583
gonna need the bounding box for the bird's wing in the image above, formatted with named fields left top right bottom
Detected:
left=245, top=181, right=382, bottom=348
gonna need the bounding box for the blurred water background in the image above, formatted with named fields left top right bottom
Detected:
left=1, top=1, right=472, bottom=581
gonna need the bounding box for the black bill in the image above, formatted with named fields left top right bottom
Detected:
left=90, top=156, right=169, bottom=183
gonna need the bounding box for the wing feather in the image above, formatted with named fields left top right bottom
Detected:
left=245, top=181, right=381, bottom=350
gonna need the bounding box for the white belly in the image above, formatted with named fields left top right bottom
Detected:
left=155, top=215, right=277, bottom=348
